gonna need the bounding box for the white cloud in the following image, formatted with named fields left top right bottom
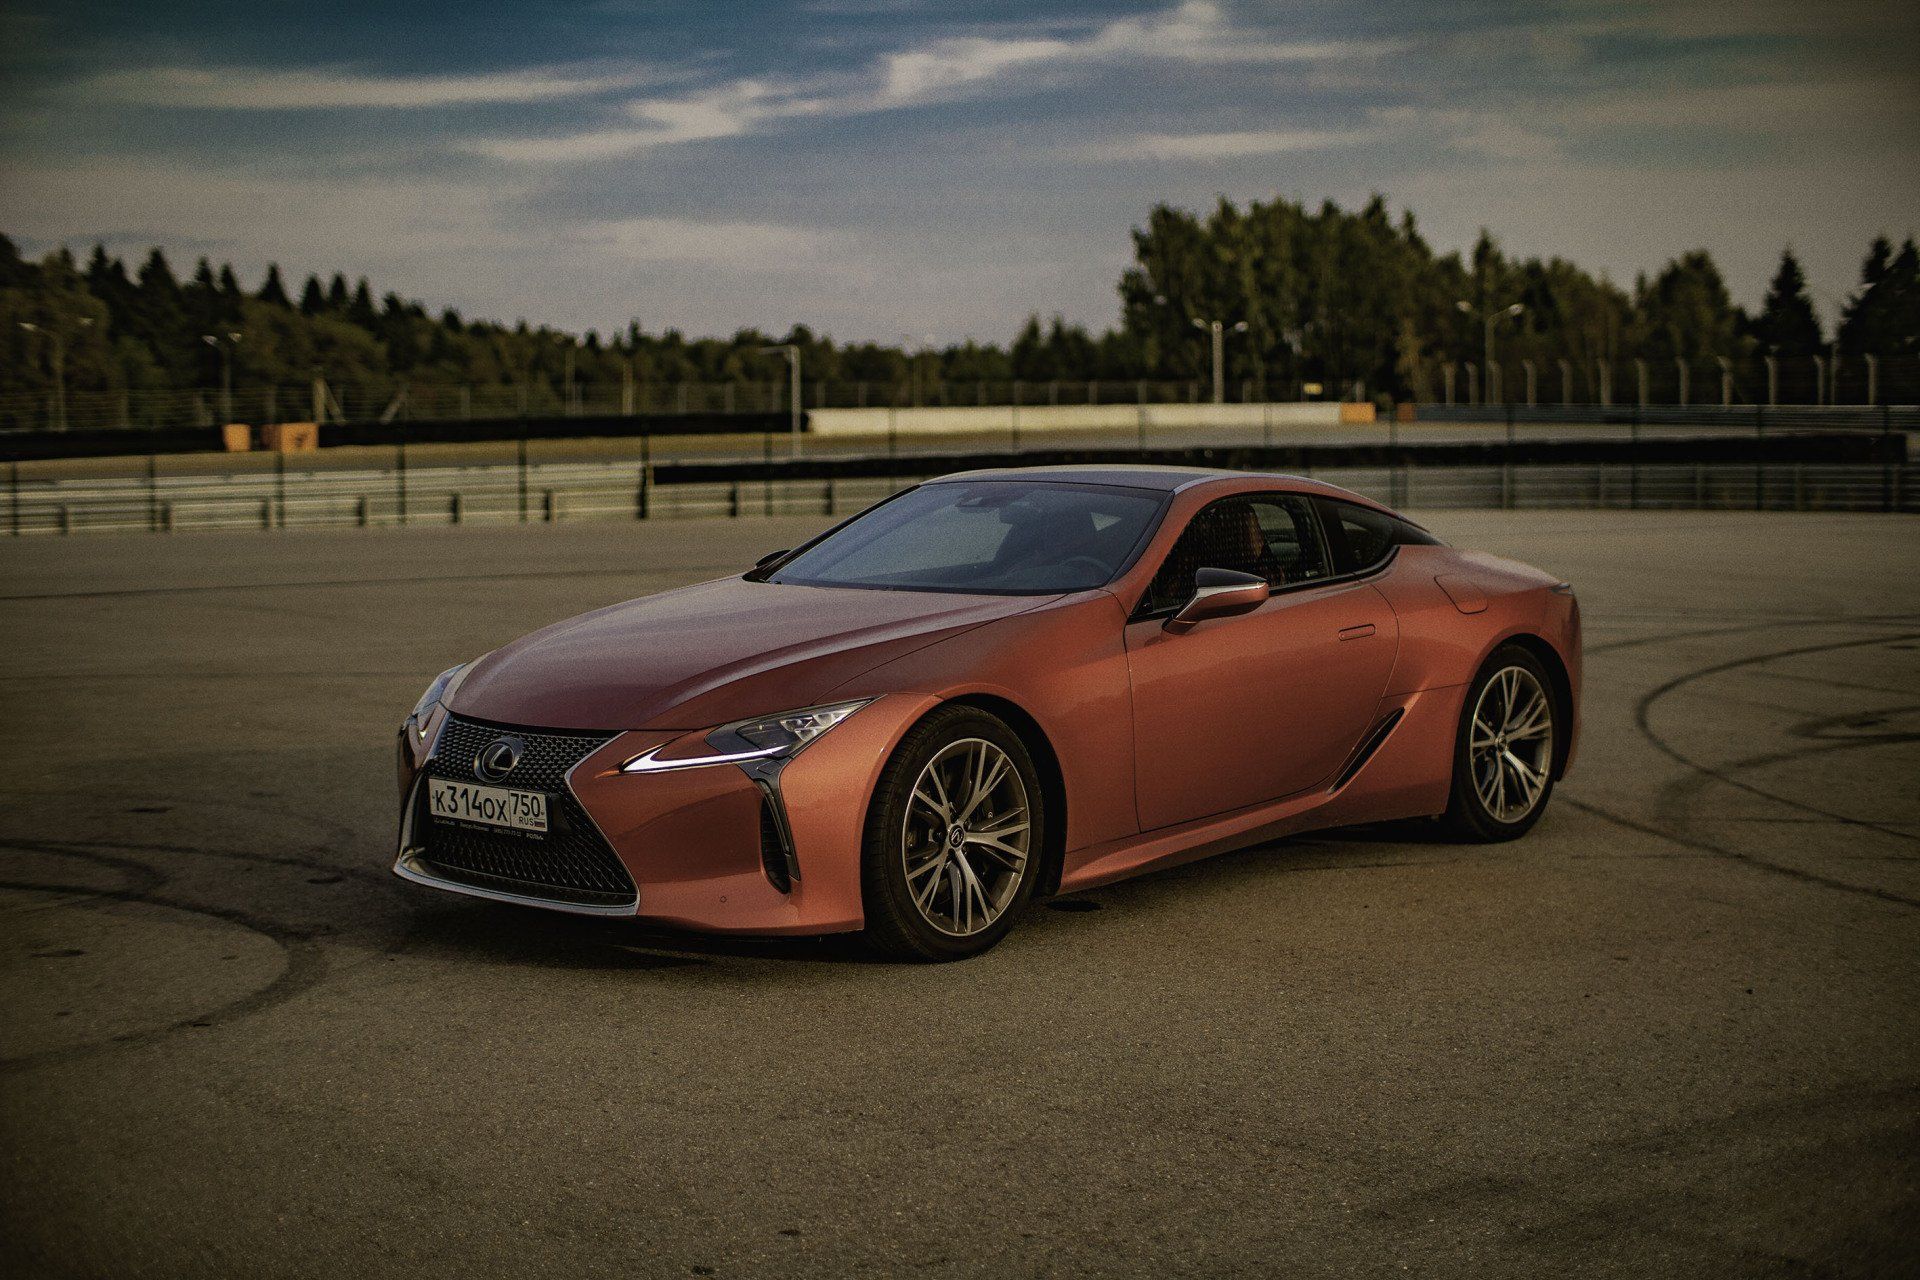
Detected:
left=1370, top=107, right=1563, bottom=162
left=81, top=63, right=651, bottom=110
left=465, top=79, right=828, bottom=162
left=470, top=1, right=1394, bottom=164
left=570, top=216, right=834, bottom=267
left=0, top=158, right=527, bottom=259
left=872, top=35, right=1071, bottom=108
left=1072, top=127, right=1369, bottom=161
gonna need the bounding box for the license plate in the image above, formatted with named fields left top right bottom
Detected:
left=427, top=778, right=548, bottom=835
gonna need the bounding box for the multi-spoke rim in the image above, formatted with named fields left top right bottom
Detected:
left=902, top=737, right=1032, bottom=937
left=1469, top=666, right=1554, bottom=824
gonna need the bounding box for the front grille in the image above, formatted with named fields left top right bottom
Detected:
left=414, top=715, right=636, bottom=907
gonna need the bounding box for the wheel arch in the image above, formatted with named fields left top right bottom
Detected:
left=1484, top=631, right=1574, bottom=780
left=931, top=693, right=1070, bottom=899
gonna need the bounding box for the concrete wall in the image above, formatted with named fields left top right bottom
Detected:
left=808, top=401, right=1374, bottom=437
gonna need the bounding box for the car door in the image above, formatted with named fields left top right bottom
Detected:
left=1124, top=493, right=1398, bottom=831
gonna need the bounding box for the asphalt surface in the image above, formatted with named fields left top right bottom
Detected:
left=2, top=510, right=1916, bottom=1278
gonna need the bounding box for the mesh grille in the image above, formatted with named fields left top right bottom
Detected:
left=416, top=715, right=636, bottom=906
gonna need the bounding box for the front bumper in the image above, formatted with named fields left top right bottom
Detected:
left=394, top=697, right=933, bottom=935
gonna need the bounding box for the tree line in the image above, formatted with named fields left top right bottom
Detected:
left=2, top=194, right=1917, bottom=416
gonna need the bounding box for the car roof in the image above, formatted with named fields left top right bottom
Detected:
left=926, top=463, right=1380, bottom=503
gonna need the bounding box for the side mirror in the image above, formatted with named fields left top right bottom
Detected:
left=754, top=549, right=790, bottom=569
left=1163, top=567, right=1269, bottom=634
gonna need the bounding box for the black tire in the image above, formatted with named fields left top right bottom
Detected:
left=1439, top=644, right=1558, bottom=843
left=861, top=705, right=1046, bottom=962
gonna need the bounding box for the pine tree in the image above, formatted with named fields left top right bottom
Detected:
left=299, top=274, right=326, bottom=314
left=325, top=273, right=350, bottom=311
left=215, top=263, right=245, bottom=325
left=1840, top=235, right=1920, bottom=357
left=258, top=264, right=291, bottom=307
left=127, top=248, right=191, bottom=382
left=0, top=233, right=31, bottom=288
left=348, top=278, right=377, bottom=328
left=1750, top=249, right=1823, bottom=356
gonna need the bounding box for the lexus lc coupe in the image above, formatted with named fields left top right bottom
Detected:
left=395, top=465, right=1580, bottom=960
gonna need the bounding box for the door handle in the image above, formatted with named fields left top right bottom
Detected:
left=1338, top=623, right=1376, bottom=641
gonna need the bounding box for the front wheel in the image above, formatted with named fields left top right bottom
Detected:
left=861, top=706, right=1044, bottom=961
left=1440, top=645, right=1558, bottom=842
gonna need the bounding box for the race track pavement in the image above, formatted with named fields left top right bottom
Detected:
left=1, top=510, right=1916, bottom=1278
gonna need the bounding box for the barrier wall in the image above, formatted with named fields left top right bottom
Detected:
left=808, top=402, right=1373, bottom=437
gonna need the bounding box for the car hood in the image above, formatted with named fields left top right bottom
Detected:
left=448, top=576, right=1050, bottom=731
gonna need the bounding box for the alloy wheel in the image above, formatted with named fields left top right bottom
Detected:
left=1469, top=666, right=1554, bottom=823
left=901, top=737, right=1032, bottom=937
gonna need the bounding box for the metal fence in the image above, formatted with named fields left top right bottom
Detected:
left=8, top=352, right=1920, bottom=433
left=0, top=379, right=1231, bottom=433
left=6, top=454, right=1911, bottom=537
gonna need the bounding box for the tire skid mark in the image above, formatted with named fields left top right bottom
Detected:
left=1586, top=612, right=1920, bottom=656
left=1560, top=796, right=1920, bottom=910
left=0, top=841, right=171, bottom=899
left=4, top=787, right=371, bottom=867
left=0, top=870, right=327, bottom=1077
left=1363, top=1080, right=1920, bottom=1252
left=0, top=835, right=392, bottom=889
left=1636, top=632, right=1920, bottom=844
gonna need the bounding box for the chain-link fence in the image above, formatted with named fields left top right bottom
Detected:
left=1416, top=353, right=1920, bottom=409
left=9, top=353, right=1916, bottom=434
left=0, top=379, right=1243, bottom=433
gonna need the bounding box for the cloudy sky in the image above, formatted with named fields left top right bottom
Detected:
left=1, top=0, right=1915, bottom=342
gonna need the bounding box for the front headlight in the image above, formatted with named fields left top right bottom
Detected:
left=621, top=699, right=872, bottom=774
left=407, top=664, right=465, bottom=739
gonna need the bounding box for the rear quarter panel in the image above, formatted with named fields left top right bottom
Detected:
left=1371, top=544, right=1581, bottom=775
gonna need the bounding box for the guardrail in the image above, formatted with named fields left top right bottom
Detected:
left=1413, top=404, right=1920, bottom=430
left=6, top=452, right=1910, bottom=536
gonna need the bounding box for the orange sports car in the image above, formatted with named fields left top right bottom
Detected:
left=395, top=465, right=1580, bottom=959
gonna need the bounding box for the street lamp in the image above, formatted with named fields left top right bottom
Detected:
left=19, top=316, right=94, bottom=431
left=1183, top=316, right=1249, bottom=405
left=1152, top=294, right=1249, bottom=404
left=1456, top=300, right=1523, bottom=404
left=758, top=344, right=803, bottom=456
left=202, top=330, right=243, bottom=424
left=550, top=334, right=577, bottom=415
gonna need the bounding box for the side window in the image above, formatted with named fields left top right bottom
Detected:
left=1317, top=499, right=1439, bottom=575
left=1253, top=498, right=1332, bottom=586
left=1143, top=494, right=1331, bottom=613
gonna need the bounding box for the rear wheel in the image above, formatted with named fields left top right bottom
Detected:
left=1441, top=645, right=1557, bottom=842
left=861, top=706, right=1043, bottom=961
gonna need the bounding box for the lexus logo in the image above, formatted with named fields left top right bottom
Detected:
left=474, top=736, right=525, bottom=783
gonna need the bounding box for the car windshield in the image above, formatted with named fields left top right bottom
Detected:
left=763, top=480, right=1165, bottom=594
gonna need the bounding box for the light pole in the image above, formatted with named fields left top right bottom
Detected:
left=1456, top=300, right=1523, bottom=404
left=19, top=316, right=94, bottom=431
left=759, top=344, right=803, bottom=455
left=201, top=330, right=243, bottom=424
left=549, top=335, right=577, bottom=415
left=1190, top=316, right=1249, bottom=404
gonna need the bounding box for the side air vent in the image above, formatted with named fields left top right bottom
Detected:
left=1331, top=708, right=1405, bottom=792
left=759, top=792, right=795, bottom=894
